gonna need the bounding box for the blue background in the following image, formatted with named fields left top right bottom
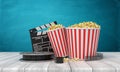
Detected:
left=0, top=0, right=120, bottom=52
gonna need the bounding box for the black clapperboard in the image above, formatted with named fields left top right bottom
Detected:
left=29, top=21, right=57, bottom=52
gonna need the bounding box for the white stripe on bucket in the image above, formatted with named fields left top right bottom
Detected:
left=56, top=29, right=64, bottom=57
left=48, top=32, right=57, bottom=57
left=72, top=29, right=76, bottom=58
left=59, top=29, right=66, bottom=56
left=69, top=29, right=73, bottom=58
left=91, top=29, right=96, bottom=56
left=51, top=31, right=61, bottom=57
left=94, top=29, right=100, bottom=55
left=76, top=29, right=79, bottom=58
left=85, top=29, right=88, bottom=59
left=81, top=29, right=84, bottom=60
left=88, top=29, right=93, bottom=57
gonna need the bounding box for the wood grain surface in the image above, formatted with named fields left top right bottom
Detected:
left=0, top=52, right=119, bottom=72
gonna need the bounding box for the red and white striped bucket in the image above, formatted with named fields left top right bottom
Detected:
left=66, top=28, right=100, bottom=60
left=47, top=28, right=68, bottom=57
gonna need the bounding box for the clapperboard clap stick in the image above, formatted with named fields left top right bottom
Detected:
left=20, top=21, right=57, bottom=61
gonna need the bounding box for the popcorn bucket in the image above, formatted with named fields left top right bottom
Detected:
left=66, top=28, right=100, bottom=60
left=47, top=28, right=68, bottom=57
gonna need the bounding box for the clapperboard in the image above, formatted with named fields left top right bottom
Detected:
left=29, top=21, right=57, bottom=52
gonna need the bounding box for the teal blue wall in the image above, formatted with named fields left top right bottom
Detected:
left=0, top=0, right=2, bottom=51
left=118, top=1, right=120, bottom=51
left=0, top=0, right=119, bottom=52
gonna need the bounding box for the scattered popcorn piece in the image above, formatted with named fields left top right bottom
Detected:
left=64, top=58, right=69, bottom=62
left=64, top=58, right=80, bottom=62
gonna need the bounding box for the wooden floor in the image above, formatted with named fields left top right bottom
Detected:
left=0, top=52, right=120, bottom=72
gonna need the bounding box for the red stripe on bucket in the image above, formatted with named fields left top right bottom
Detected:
left=52, top=31, right=61, bottom=57
left=92, top=29, right=96, bottom=56
left=84, top=29, right=88, bottom=59
left=47, top=32, right=57, bottom=56
left=90, top=29, right=95, bottom=57
left=73, top=29, right=77, bottom=58
left=83, top=29, right=86, bottom=59
left=54, top=30, right=63, bottom=57
left=57, top=29, right=66, bottom=56
left=94, top=29, right=100, bottom=56
left=69, top=29, right=74, bottom=58
left=87, top=29, right=90, bottom=59
left=66, top=29, right=70, bottom=56
left=48, top=31, right=59, bottom=57
left=81, top=29, right=84, bottom=60
left=61, top=28, right=68, bottom=56
left=93, top=29, right=97, bottom=56
left=76, top=29, right=80, bottom=58
left=68, top=29, right=72, bottom=58
left=79, top=30, right=81, bottom=59
left=71, top=29, right=74, bottom=58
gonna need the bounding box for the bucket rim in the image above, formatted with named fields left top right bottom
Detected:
left=66, top=28, right=100, bottom=29
left=47, top=27, right=65, bottom=32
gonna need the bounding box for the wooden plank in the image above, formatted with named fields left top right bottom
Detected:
left=68, top=61, right=92, bottom=72
left=0, top=52, right=19, bottom=57
left=1, top=60, right=31, bottom=72
left=100, top=59, right=120, bottom=72
left=102, top=52, right=120, bottom=62
left=0, top=52, right=30, bottom=72
left=0, top=52, right=119, bottom=72
left=0, top=53, right=13, bottom=58
left=25, top=60, right=52, bottom=72
left=0, top=53, right=21, bottom=65
left=101, top=52, right=120, bottom=58
left=0, top=53, right=22, bottom=72
left=0, top=52, right=14, bottom=54
left=86, top=60, right=116, bottom=72
left=0, top=54, right=21, bottom=65
left=0, top=52, right=20, bottom=61
left=48, top=61, right=71, bottom=72
left=106, top=58, right=120, bottom=64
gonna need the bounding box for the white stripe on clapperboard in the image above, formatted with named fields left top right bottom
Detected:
left=37, top=31, right=47, bottom=35
left=36, top=22, right=56, bottom=35
left=35, top=22, right=56, bottom=30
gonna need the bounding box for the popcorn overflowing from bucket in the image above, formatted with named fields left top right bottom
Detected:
left=48, top=24, right=63, bottom=30
left=47, top=21, right=101, bottom=61
left=69, top=21, right=100, bottom=28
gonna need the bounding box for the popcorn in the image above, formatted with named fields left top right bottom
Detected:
left=64, top=58, right=69, bottom=62
left=48, top=21, right=100, bottom=30
left=69, top=21, right=100, bottom=28
left=64, top=58, right=80, bottom=62
left=48, top=24, right=63, bottom=30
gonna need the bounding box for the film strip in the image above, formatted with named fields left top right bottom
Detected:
left=85, top=53, right=103, bottom=61
left=29, top=21, right=57, bottom=52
